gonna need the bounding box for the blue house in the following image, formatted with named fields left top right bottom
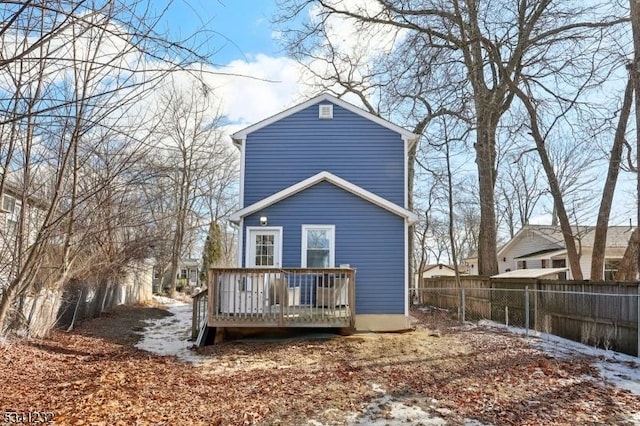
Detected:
left=205, top=93, right=418, bottom=333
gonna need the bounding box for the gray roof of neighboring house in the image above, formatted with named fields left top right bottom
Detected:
left=467, top=225, right=635, bottom=261
left=526, top=225, right=634, bottom=248
left=181, top=259, right=200, bottom=266
left=422, top=263, right=455, bottom=272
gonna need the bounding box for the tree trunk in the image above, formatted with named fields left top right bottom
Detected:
left=630, top=0, right=640, bottom=279
left=475, top=121, right=499, bottom=276
left=0, top=281, right=18, bottom=333
left=617, top=228, right=640, bottom=281
left=590, top=75, right=633, bottom=280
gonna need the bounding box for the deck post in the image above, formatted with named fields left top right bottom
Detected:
left=349, top=268, right=356, bottom=329
left=191, top=294, right=199, bottom=340
left=279, top=272, right=285, bottom=327
left=208, top=269, right=217, bottom=326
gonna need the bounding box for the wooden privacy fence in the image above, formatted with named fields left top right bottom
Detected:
left=417, top=276, right=640, bottom=357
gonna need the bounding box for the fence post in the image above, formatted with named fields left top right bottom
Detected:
left=460, top=288, right=466, bottom=323
left=525, top=285, right=529, bottom=338
left=533, top=281, right=538, bottom=331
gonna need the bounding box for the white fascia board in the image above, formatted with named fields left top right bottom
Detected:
left=229, top=171, right=419, bottom=224
left=496, top=226, right=527, bottom=258
left=238, top=137, right=246, bottom=208
left=231, top=93, right=420, bottom=142
left=404, top=221, right=409, bottom=317
left=237, top=217, right=244, bottom=267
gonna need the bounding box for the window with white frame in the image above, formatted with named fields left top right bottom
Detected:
left=2, top=194, right=20, bottom=235
left=604, top=259, right=621, bottom=281
left=2, top=194, right=16, bottom=213
left=301, top=225, right=335, bottom=268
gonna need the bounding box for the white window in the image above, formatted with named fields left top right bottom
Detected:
left=255, top=234, right=275, bottom=266
left=2, top=194, right=16, bottom=213
left=6, top=218, right=17, bottom=235
left=301, top=225, right=335, bottom=268
left=604, top=259, right=621, bottom=281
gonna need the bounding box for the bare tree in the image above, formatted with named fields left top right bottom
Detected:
left=276, top=0, right=627, bottom=276
left=590, top=74, right=634, bottom=280
left=0, top=0, right=221, bottom=334
left=147, top=82, right=236, bottom=296
left=497, top=153, right=547, bottom=238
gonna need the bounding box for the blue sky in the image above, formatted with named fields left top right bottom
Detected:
left=163, top=0, right=282, bottom=63
left=153, top=1, right=637, bottom=229
left=154, top=0, right=310, bottom=131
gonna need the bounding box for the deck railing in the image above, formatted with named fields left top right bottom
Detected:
left=207, top=268, right=355, bottom=328
left=191, top=288, right=208, bottom=340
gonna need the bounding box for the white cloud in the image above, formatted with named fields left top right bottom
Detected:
left=204, top=54, right=311, bottom=127
left=309, top=0, right=404, bottom=60
left=528, top=214, right=553, bottom=225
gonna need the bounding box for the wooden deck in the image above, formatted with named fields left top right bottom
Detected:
left=207, top=268, right=355, bottom=328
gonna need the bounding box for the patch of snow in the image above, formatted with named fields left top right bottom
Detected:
left=477, top=320, right=640, bottom=397
left=135, top=295, right=200, bottom=363
left=152, top=295, right=181, bottom=306
left=341, top=383, right=491, bottom=426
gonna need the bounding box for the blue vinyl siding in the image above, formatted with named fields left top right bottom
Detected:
left=244, top=101, right=405, bottom=207
left=243, top=181, right=405, bottom=315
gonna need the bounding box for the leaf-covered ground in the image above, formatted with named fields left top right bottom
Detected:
left=1, top=304, right=639, bottom=425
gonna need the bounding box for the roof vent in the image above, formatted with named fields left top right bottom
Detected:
left=319, top=104, right=333, bottom=119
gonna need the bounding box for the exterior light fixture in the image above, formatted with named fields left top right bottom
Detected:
left=260, top=216, right=268, bottom=226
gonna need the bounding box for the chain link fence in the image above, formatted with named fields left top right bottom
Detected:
left=415, top=277, right=640, bottom=357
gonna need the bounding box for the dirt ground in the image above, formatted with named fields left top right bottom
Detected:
left=1, top=303, right=639, bottom=425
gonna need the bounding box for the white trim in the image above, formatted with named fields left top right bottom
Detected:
left=245, top=226, right=283, bottom=268
left=229, top=171, right=419, bottom=224
left=402, top=136, right=409, bottom=209
left=301, top=225, right=335, bottom=268
left=404, top=221, right=409, bottom=317
left=238, top=137, right=246, bottom=209
left=231, top=93, right=420, bottom=142
left=237, top=218, right=244, bottom=267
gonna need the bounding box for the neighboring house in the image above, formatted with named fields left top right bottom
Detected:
left=153, top=258, right=201, bottom=293
left=494, top=225, right=633, bottom=280
left=0, top=181, right=47, bottom=287
left=421, top=263, right=458, bottom=278
left=208, top=93, right=419, bottom=333
left=414, top=263, right=459, bottom=287
left=462, top=256, right=478, bottom=275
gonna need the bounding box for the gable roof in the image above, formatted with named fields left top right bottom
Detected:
left=422, top=263, right=456, bottom=273
left=229, top=171, right=419, bottom=224
left=231, top=93, right=420, bottom=146
left=498, top=224, right=635, bottom=257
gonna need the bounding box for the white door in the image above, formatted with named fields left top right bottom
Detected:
left=233, top=228, right=281, bottom=311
